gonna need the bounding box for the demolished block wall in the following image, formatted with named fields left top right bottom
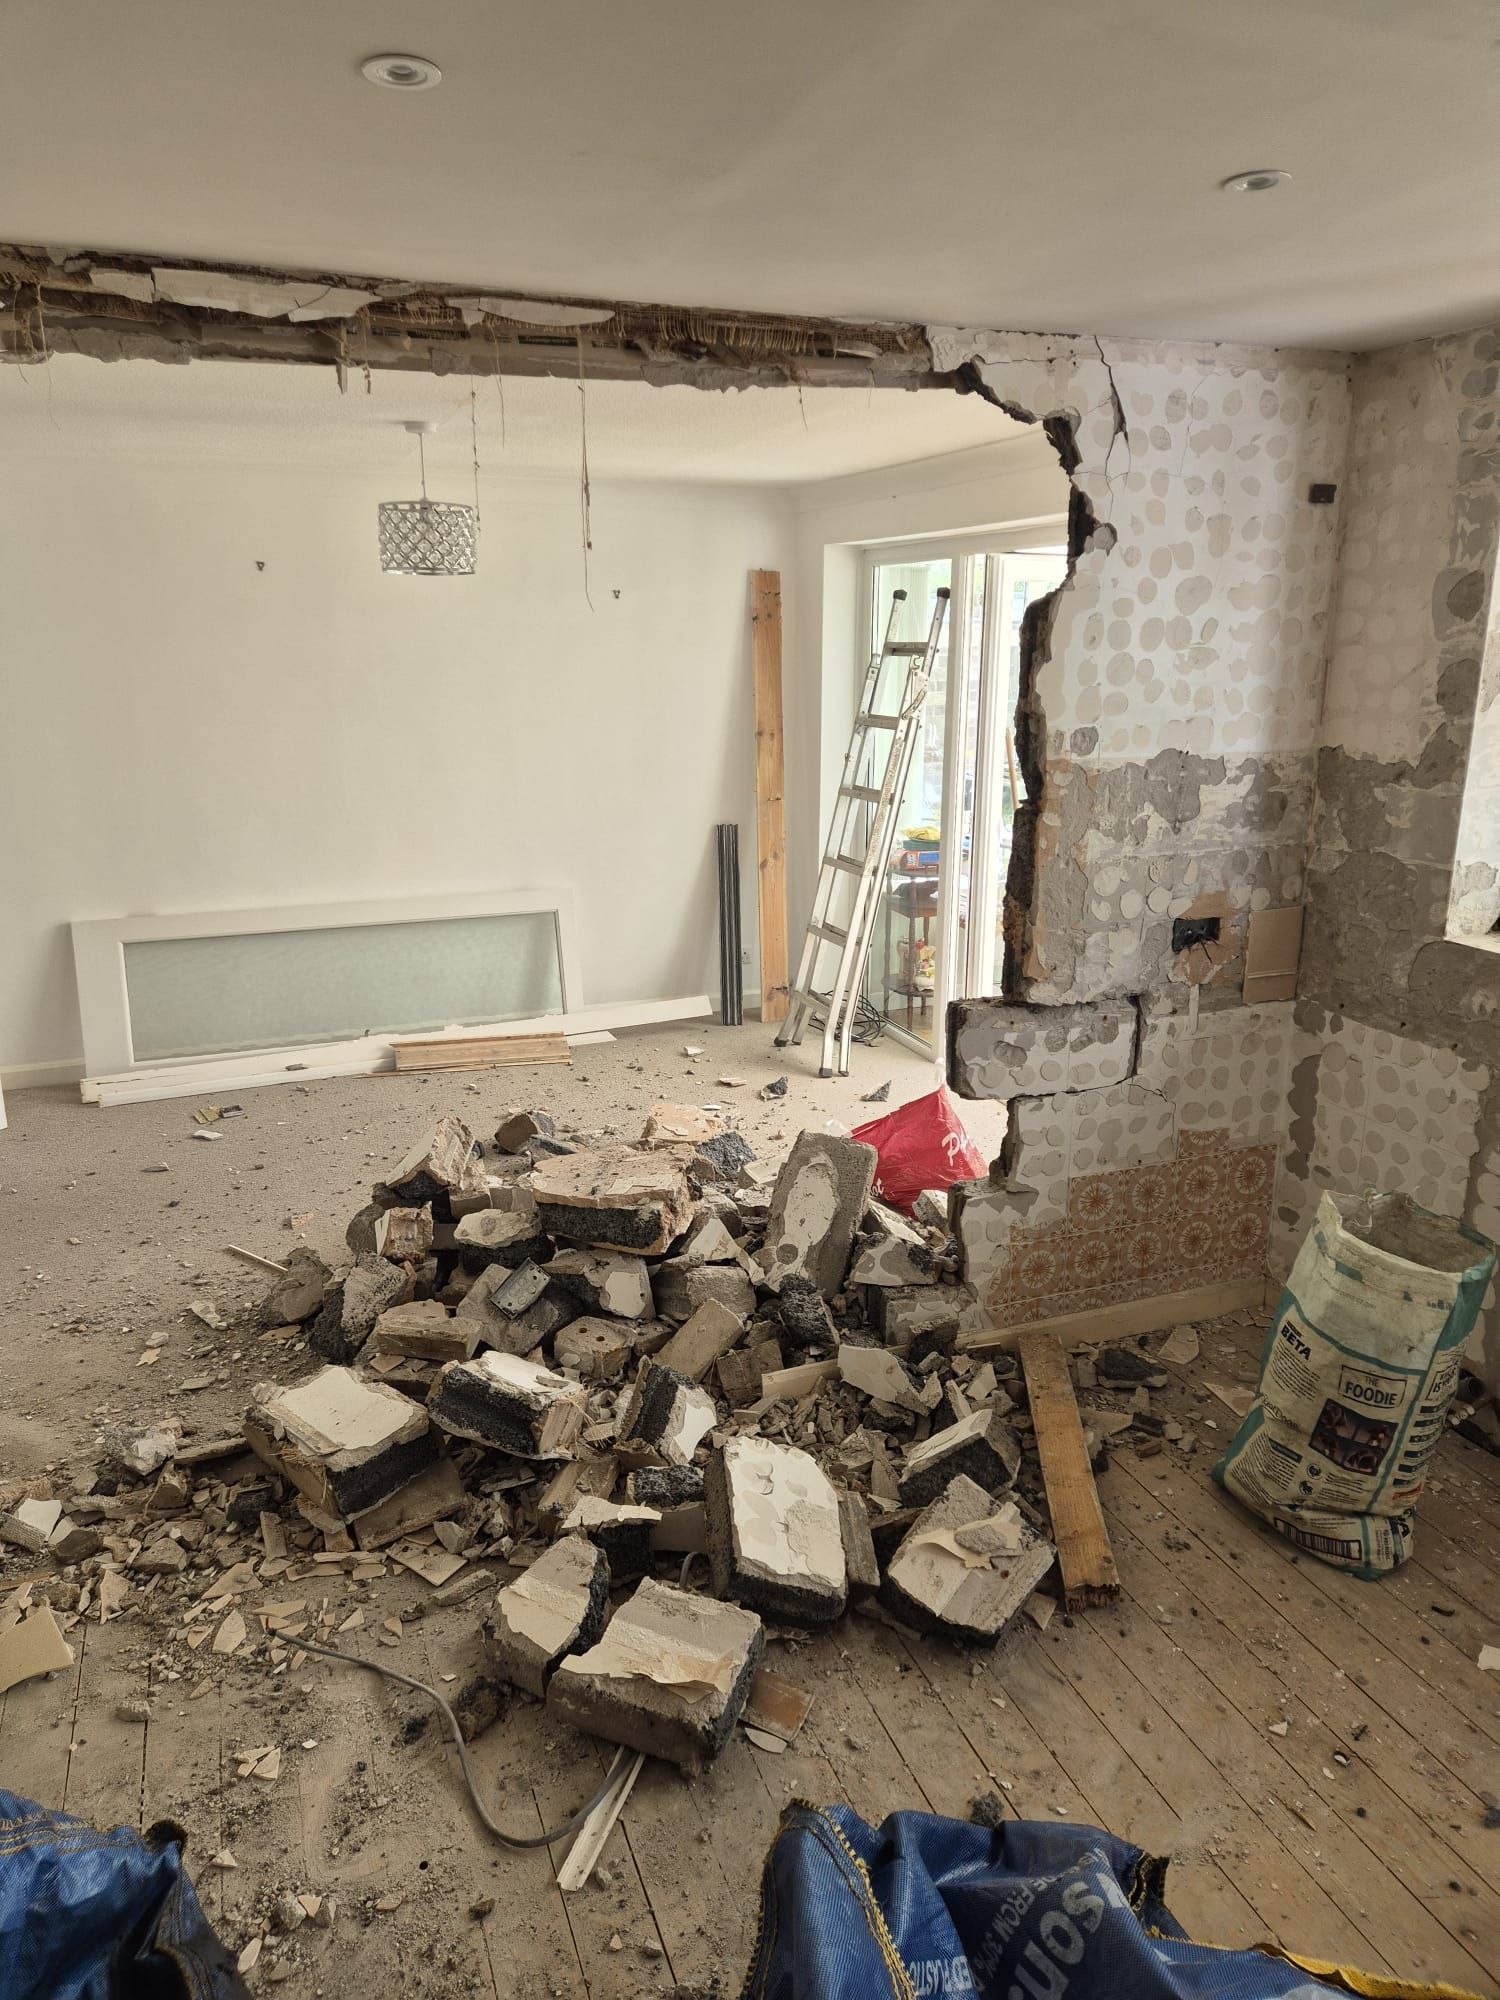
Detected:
left=1284, top=327, right=1500, bottom=1392
left=928, top=328, right=1351, bottom=1322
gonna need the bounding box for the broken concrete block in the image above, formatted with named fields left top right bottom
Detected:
left=429, top=1352, right=587, bottom=1459
left=838, top=1343, right=941, bottom=1417
left=487, top=1534, right=611, bottom=1698
left=691, top=1131, right=755, bottom=1185
left=760, top=1133, right=877, bottom=1297
left=615, top=1359, right=717, bottom=1467
left=537, top=1454, right=618, bottom=1534
left=838, top=1487, right=881, bottom=1601
left=771, top=1275, right=838, bottom=1347
left=870, top=1285, right=963, bottom=1352
left=369, top=1299, right=479, bottom=1363
left=546, top=1577, right=763, bottom=1773
left=371, top=1206, right=434, bottom=1262
left=545, top=1248, right=654, bottom=1320
left=245, top=1366, right=436, bottom=1518
left=716, top=1336, right=784, bottom=1407
left=849, top=1204, right=938, bottom=1288
left=948, top=998, right=1137, bottom=1102
left=653, top=1299, right=746, bottom=1382
left=881, top=1476, right=1055, bottom=1643
left=650, top=1258, right=757, bottom=1326
left=494, top=1108, right=555, bottom=1153
left=553, top=1315, right=636, bottom=1382
left=456, top=1261, right=581, bottom=1356
left=259, top=1247, right=331, bottom=1326
left=308, top=1256, right=410, bottom=1366
left=561, top=1495, right=661, bottom=1581
left=704, top=1437, right=847, bottom=1625
left=453, top=1208, right=545, bottom=1271
left=376, top=1116, right=486, bottom=1206
left=675, top=1212, right=760, bottom=1273
left=641, top=1102, right=725, bottom=1147
left=897, top=1409, right=1023, bottom=1508
left=349, top=1457, right=467, bottom=1550
left=532, top=1146, right=694, bottom=1256
left=627, top=1464, right=703, bottom=1508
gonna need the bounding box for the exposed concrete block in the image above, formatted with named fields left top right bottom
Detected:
left=615, top=1359, right=717, bottom=1466
left=691, top=1131, right=756, bottom=1185
left=429, top=1352, right=587, bottom=1459
left=349, top=1457, right=466, bottom=1550
left=545, top=1248, right=654, bottom=1320
left=869, top=1285, right=963, bottom=1352
left=898, top=1409, right=1023, bottom=1508
left=716, top=1336, right=784, bottom=1407
left=487, top=1534, right=612, bottom=1698
left=553, top=1315, right=636, bottom=1382
left=882, top=1477, right=1055, bottom=1643
left=838, top=1486, right=881, bottom=1602
left=546, top=1578, right=763, bottom=1773
left=562, top=1495, right=661, bottom=1581
left=771, top=1275, right=837, bottom=1346
left=760, top=1133, right=876, bottom=1297
left=453, top=1208, right=546, bottom=1271
left=653, top=1299, right=746, bottom=1381
left=651, top=1259, right=756, bottom=1326
left=849, top=1203, right=938, bottom=1288
left=532, top=1145, right=695, bottom=1256
left=376, top=1116, right=486, bottom=1206
left=948, top=998, right=1138, bottom=1102
left=494, top=1108, right=555, bottom=1153
left=641, top=1102, right=726, bottom=1146
left=369, top=1206, right=434, bottom=1261
left=838, top=1343, right=941, bottom=1416
left=705, top=1437, right=846, bottom=1625
left=627, top=1465, right=703, bottom=1508
left=259, top=1247, right=331, bottom=1327
left=245, top=1366, right=435, bottom=1519
left=308, top=1256, right=411, bottom=1365
left=456, top=1261, right=581, bottom=1356
left=537, top=1454, right=618, bottom=1534
left=368, top=1298, right=478, bottom=1363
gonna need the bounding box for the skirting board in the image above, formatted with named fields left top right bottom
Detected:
left=960, top=1277, right=1270, bottom=1355
left=81, top=996, right=712, bottom=1107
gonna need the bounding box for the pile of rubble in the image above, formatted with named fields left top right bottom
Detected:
left=1, top=1101, right=1179, bottom=1780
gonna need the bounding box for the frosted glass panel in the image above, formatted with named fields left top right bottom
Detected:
left=125, top=912, right=565, bottom=1060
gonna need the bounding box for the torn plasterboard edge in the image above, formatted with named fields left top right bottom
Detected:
left=149, top=268, right=379, bottom=320
left=79, top=997, right=712, bottom=1106
left=448, top=296, right=617, bottom=328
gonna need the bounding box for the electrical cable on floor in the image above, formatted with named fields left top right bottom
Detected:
left=290, top=1635, right=629, bottom=1849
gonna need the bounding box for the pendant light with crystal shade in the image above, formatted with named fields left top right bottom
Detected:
left=378, top=420, right=477, bottom=575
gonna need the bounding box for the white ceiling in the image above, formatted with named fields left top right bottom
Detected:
left=5, top=1, right=1499, bottom=350
left=0, top=353, right=1023, bottom=484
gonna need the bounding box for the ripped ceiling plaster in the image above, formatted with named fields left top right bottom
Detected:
left=0, top=243, right=947, bottom=392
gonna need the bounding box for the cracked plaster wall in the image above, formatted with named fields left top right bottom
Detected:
left=929, top=329, right=1348, bottom=1321
left=1288, top=327, right=1500, bottom=1391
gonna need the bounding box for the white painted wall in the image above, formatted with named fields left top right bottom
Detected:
left=0, top=457, right=792, bottom=1079
left=778, top=432, right=1071, bottom=946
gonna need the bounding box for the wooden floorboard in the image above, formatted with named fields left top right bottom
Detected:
left=12, top=1323, right=1500, bottom=1996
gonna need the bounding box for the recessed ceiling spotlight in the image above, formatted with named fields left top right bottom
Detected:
left=361, top=52, right=443, bottom=90
left=1220, top=168, right=1290, bottom=194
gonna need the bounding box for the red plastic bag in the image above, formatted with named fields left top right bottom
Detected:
left=850, top=1086, right=986, bottom=1216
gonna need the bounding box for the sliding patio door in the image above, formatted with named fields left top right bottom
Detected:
left=863, top=543, right=1067, bottom=1055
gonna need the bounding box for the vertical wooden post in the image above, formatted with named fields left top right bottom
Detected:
left=751, top=568, right=789, bottom=1024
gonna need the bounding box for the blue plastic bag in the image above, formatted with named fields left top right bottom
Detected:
left=741, top=1804, right=1473, bottom=2000
left=0, top=1790, right=249, bottom=2000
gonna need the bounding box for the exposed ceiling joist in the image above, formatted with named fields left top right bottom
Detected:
left=0, top=244, right=950, bottom=393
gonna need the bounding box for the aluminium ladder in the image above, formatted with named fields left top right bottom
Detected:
left=776, top=585, right=950, bottom=1076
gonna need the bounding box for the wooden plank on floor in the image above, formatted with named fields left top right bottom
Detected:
left=0, top=1627, right=85, bottom=1809
left=533, top=1737, right=666, bottom=2000
left=59, top=1624, right=149, bottom=1831
left=391, top=1032, right=572, bottom=1073
left=1103, top=1499, right=1500, bottom=1980
left=750, top=568, right=789, bottom=1026
left=1019, top=1327, right=1119, bottom=1607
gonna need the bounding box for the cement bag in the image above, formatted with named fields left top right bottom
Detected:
left=850, top=1087, right=986, bottom=1216
left=1214, top=1191, right=1494, bottom=1578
